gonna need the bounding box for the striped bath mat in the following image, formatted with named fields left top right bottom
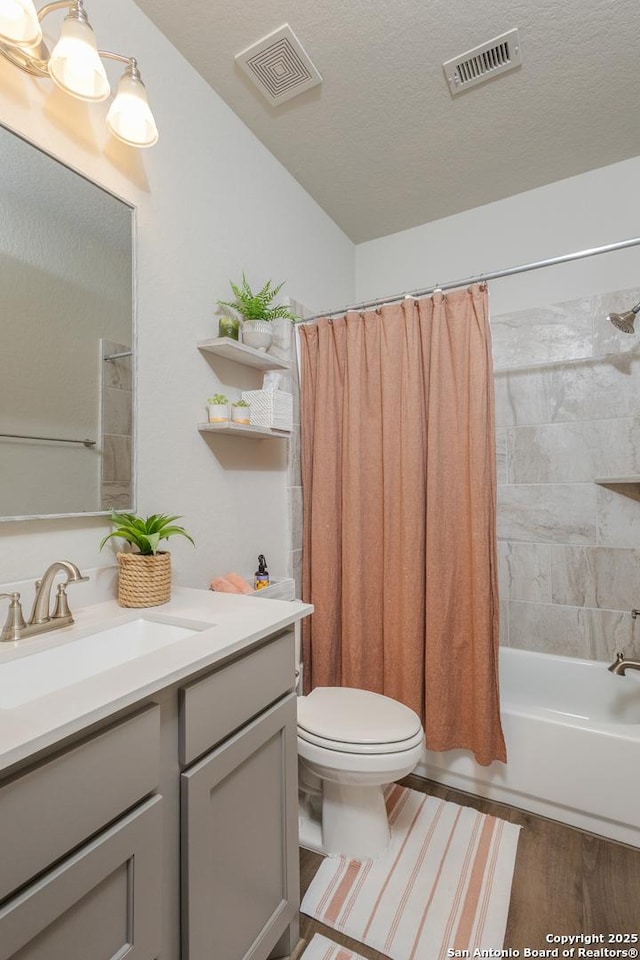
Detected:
left=302, top=933, right=367, bottom=960
left=301, top=785, right=520, bottom=960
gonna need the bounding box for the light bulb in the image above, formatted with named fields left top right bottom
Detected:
left=48, top=14, right=109, bottom=101
left=0, top=0, right=41, bottom=45
left=107, top=71, right=158, bottom=147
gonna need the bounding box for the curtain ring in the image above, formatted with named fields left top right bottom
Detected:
left=401, top=295, right=412, bottom=314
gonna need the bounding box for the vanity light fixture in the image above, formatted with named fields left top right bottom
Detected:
left=0, top=0, right=42, bottom=44
left=0, top=0, right=158, bottom=147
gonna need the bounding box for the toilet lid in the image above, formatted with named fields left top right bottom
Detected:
left=297, top=687, right=423, bottom=748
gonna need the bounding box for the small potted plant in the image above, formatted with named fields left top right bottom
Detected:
left=100, top=511, right=195, bottom=607
left=231, top=398, right=251, bottom=424
left=207, top=394, right=229, bottom=422
left=216, top=273, right=297, bottom=351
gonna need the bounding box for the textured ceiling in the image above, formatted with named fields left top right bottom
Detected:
left=134, top=0, right=640, bottom=243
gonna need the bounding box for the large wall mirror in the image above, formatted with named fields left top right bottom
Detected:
left=0, top=124, right=134, bottom=521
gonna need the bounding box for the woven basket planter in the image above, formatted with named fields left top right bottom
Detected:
left=117, top=551, right=171, bottom=608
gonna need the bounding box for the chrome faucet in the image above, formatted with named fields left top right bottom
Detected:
left=608, top=652, right=640, bottom=676
left=608, top=609, right=640, bottom=675
left=1, top=561, right=89, bottom=642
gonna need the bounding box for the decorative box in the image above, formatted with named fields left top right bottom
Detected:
left=241, top=389, right=293, bottom=432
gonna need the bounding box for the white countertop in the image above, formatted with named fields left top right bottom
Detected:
left=0, top=587, right=312, bottom=774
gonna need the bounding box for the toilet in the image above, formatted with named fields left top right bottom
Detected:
left=297, top=686, right=425, bottom=860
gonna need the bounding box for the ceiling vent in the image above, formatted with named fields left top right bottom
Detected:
left=443, top=28, right=522, bottom=96
left=235, top=24, right=322, bottom=105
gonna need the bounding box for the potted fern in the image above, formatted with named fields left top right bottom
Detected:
left=100, top=511, right=195, bottom=607
left=217, top=274, right=297, bottom=351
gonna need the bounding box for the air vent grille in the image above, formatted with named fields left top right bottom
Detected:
left=443, top=28, right=522, bottom=96
left=236, top=24, right=322, bottom=105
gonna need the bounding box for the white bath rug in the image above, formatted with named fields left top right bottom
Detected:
left=302, top=933, right=368, bottom=960
left=301, top=784, right=521, bottom=960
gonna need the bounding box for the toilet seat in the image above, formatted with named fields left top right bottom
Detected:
left=297, top=686, right=423, bottom=755
left=297, top=725, right=425, bottom=754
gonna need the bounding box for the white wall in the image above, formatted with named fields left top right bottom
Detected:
left=0, top=0, right=354, bottom=587
left=355, top=157, right=640, bottom=315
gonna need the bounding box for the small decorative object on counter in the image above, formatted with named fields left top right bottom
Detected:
left=254, top=554, right=270, bottom=590
left=218, top=316, right=240, bottom=340
left=100, top=511, right=195, bottom=607
left=207, top=394, right=229, bottom=422
left=210, top=572, right=253, bottom=593
left=231, top=398, right=250, bottom=424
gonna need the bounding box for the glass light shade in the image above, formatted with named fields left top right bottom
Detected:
left=48, top=16, right=109, bottom=101
left=0, top=0, right=42, bottom=45
left=106, top=73, right=158, bottom=148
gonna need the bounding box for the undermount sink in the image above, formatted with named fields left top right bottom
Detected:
left=0, top=616, right=211, bottom=710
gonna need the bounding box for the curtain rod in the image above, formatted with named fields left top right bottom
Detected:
left=303, top=235, right=640, bottom=323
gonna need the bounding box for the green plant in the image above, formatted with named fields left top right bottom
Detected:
left=100, top=512, right=195, bottom=556
left=217, top=273, right=297, bottom=323
left=207, top=394, right=228, bottom=404
left=232, top=398, right=250, bottom=407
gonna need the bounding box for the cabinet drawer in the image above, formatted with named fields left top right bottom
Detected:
left=180, top=629, right=295, bottom=765
left=0, top=795, right=162, bottom=960
left=0, top=703, right=160, bottom=902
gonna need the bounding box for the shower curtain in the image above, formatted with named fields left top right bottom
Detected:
left=298, top=285, right=506, bottom=766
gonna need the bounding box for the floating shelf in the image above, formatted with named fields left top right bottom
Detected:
left=594, top=476, right=640, bottom=485
left=594, top=476, right=640, bottom=500
left=198, top=337, right=289, bottom=371
left=198, top=422, right=290, bottom=440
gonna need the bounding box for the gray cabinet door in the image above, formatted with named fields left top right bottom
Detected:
left=0, top=796, right=162, bottom=960
left=181, top=693, right=299, bottom=960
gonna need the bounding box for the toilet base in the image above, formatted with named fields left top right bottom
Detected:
left=299, top=781, right=391, bottom=860
left=298, top=801, right=324, bottom=854
left=323, top=781, right=390, bottom=859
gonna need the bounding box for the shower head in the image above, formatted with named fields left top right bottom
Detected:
left=607, top=301, right=640, bottom=334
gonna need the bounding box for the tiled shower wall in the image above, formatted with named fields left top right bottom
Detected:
left=493, top=285, right=640, bottom=661
left=282, top=302, right=305, bottom=599
left=100, top=339, right=133, bottom=511
left=268, top=305, right=303, bottom=598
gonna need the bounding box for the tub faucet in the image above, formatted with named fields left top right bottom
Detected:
left=1, top=561, right=89, bottom=642
left=608, top=652, right=640, bottom=676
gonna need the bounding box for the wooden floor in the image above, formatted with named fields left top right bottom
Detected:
left=298, top=774, right=640, bottom=959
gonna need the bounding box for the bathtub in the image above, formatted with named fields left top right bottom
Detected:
left=416, top=647, right=640, bottom=848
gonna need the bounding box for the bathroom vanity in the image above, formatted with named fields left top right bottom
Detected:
left=0, top=586, right=311, bottom=960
